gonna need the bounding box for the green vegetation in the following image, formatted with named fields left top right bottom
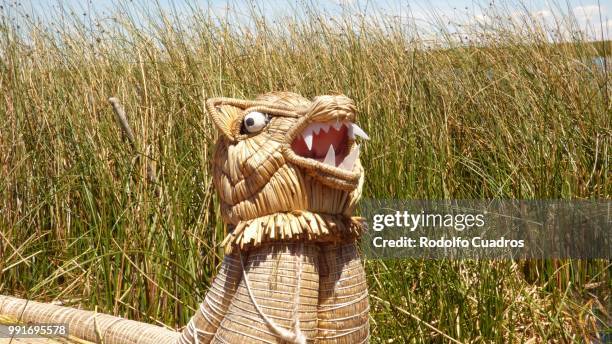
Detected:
left=0, top=1, right=609, bottom=342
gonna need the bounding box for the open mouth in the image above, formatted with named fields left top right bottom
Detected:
left=290, top=121, right=369, bottom=171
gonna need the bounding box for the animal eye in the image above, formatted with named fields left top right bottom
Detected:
left=242, top=112, right=269, bottom=134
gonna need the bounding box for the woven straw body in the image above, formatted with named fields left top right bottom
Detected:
left=317, top=242, right=369, bottom=343
left=180, top=241, right=368, bottom=343
left=213, top=242, right=320, bottom=343
left=177, top=253, right=242, bottom=343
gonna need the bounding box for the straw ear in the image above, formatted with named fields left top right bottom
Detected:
left=205, top=98, right=244, bottom=140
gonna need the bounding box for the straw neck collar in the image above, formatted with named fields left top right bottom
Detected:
left=222, top=211, right=365, bottom=253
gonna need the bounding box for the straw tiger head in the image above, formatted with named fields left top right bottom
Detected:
left=206, top=92, right=368, bottom=235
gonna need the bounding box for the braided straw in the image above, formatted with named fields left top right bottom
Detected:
left=0, top=295, right=180, bottom=343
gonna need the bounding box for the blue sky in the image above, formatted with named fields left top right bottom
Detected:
left=6, top=0, right=612, bottom=40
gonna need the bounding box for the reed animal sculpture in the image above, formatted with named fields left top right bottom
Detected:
left=0, top=92, right=370, bottom=343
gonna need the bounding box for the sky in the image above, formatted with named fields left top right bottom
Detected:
left=4, top=0, right=611, bottom=41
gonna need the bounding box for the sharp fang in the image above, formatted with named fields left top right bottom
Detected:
left=303, top=132, right=313, bottom=150
left=350, top=123, right=370, bottom=140
left=340, top=145, right=359, bottom=170
left=320, top=123, right=331, bottom=133
left=311, top=123, right=322, bottom=135
left=333, top=121, right=343, bottom=130
left=323, top=145, right=336, bottom=166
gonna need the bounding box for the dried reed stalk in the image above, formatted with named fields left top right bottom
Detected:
left=108, top=97, right=156, bottom=184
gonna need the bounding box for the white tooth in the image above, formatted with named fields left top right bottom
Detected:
left=302, top=126, right=312, bottom=138
left=350, top=123, right=370, bottom=140
left=311, top=123, right=322, bottom=135
left=321, top=123, right=331, bottom=133
left=339, top=145, right=360, bottom=170
left=333, top=121, right=343, bottom=130
left=303, top=131, right=313, bottom=150
left=323, top=145, right=336, bottom=166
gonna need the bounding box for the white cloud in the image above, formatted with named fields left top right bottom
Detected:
left=510, top=4, right=610, bottom=41
left=571, top=4, right=609, bottom=40
left=573, top=5, right=601, bottom=21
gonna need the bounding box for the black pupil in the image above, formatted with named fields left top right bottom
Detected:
left=245, top=117, right=255, bottom=126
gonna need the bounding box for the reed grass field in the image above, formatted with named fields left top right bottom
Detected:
left=0, top=0, right=610, bottom=342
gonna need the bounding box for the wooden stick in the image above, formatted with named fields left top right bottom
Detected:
left=108, top=97, right=136, bottom=149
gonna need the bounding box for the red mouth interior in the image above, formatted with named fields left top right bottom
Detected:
left=291, top=125, right=349, bottom=165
